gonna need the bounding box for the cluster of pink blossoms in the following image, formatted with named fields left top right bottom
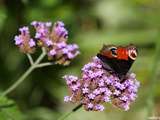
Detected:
left=63, top=57, right=140, bottom=111
left=14, top=21, right=79, bottom=65
left=14, top=26, right=36, bottom=53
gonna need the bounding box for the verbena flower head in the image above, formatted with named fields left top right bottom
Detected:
left=63, top=57, right=140, bottom=111
left=14, top=26, right=36, bottom=53
left=14, top=21, right=79, bottom=65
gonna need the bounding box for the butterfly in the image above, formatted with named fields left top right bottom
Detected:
left=97, top=44, right=138, bottom=79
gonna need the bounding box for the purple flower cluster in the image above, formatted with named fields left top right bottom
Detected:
left=14, top=26, right=36, bottom=53
left=63, top=57, right=140, bottom=111
left=48, top=43, right=79, bottom=65
left=31, top=21, right=79, bottom=65
left=14, top=21, right=79, bottom=65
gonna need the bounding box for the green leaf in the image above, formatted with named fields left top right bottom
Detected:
left=0, top=96, right=24, bottom=120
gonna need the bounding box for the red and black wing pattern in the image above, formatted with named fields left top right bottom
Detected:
left=97, top=44, right=137, bottom=79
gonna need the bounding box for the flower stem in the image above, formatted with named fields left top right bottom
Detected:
left=57, top=104, right=82, bottom=120
left=57, top=111, right=72, bottom=120
left=26, top=54, right=34, bottom=65
left=1, top=65, right=35, bottom=97
left=34, top=48, right=46, bottom=65
left=35, top=62, right=54, bottom=68
left=1, top=48, right=47, bottom=97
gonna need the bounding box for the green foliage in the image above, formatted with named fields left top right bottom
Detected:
left=0, top=96, right=24, bottom=120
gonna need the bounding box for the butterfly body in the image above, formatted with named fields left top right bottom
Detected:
left=97, top=44, right=137, bottom=79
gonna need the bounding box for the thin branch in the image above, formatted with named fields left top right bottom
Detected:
left=72, top=104, right=82, bottom=112
left=1, top=65, right=35, bottom=97
left=35, top=62, right=54, bottom=68
left=1, top=48, right=47, bottom=96
left=41, top=47, right=46, bottom=54
left=26, top=54, right=34, bottom=65
left=57, top=104, right=82, bottom=120
left=57, top=112, right=72, bottom=120
left=34, top=47, right=46, bottom=65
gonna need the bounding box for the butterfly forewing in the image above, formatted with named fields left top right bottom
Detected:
left=97, top=44, right=137, bottom=78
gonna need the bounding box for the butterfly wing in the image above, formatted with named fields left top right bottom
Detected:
left=97, top=54, right=134, bottom=77
left=97, top=46, right=137, bottom=78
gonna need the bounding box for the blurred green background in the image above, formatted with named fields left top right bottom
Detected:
left=0, top=0, right=160, bottom=120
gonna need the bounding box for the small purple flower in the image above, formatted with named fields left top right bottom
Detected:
left=64, top=56, right=140, bottom=111
left=67, top=53, right=75, bottom=59
left=113, top=90, right=121, bottom=96
left=29, top=39, right=36, bottom=47
left=50, top=42, right=79, bottom=65
left=53, top=21, right=68, bottom=38
left=104, top=89, right=112, bottom=96
left=31, top=21, right=38, bottom=26
left=88, top=93, right=96, bottom=100
left=49, top=49, right=56, bottom=56
left=129, top=93, right=137, bottom=101
left=14, top=26, right=35, bottom=53
left=45, top=22, right=52, bottom=27
left=120, top=95, right=128, bottom=101
left=19, top=26, right=29, bottom=35
left=122, top=102, right=130, bottom=111
left=71, top=85, right=79, bottom=91
left=82, top=87, right=89, bottom=94
left=83, top=83, right=89, bottom=88
left=104, top=96, right=110, bottom=102
left=93, top=89, right=100, bottom=95
left=95, top=104, right=105, bottom=111
left=32, top=21, right=79, bottom=65
left=104, top=76, right=113, bottom=85
left=35, top=33, right=41, bottom=39
left=57, top=41, right=66, bottom=48
left=63, top=75, right=78, bottom=85
left=56, top=21, right=65, bottom=27
left=98, top=80, right=105, bottom=87
left=114, top=82, right=125, bottom=90
left=45, top=39, right=53, bottom=46
left=99, top=88, right=106, bottom=93
left=14, top=20, right=79, bottom=65
left=64, top=96, right=71, bottom=102
left=62, top=48, right=69, bottom=54
left=14, top=36, right=22, bottom=45
left=31, top=21, right=49, bottom=40
left=87, top=103, right=94, bottom=109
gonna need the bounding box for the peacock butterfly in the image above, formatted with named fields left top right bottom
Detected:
left=97, top=44, right=138, bottom=79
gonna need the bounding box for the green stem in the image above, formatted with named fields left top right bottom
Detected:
left=34, top=47, right=46, bottom=64
left=147, top=35, right=160, bottom=116
left=58, top=111, right=72, bottom=120
left=26, top=54, right=34, bottom=65
left=35, top=62, right=54, bottom=68
left=1, top=48, right=47, bottom=97
left=1, top=65, right=35, bottom=97
left=57, top=104, right=82, bottom=120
